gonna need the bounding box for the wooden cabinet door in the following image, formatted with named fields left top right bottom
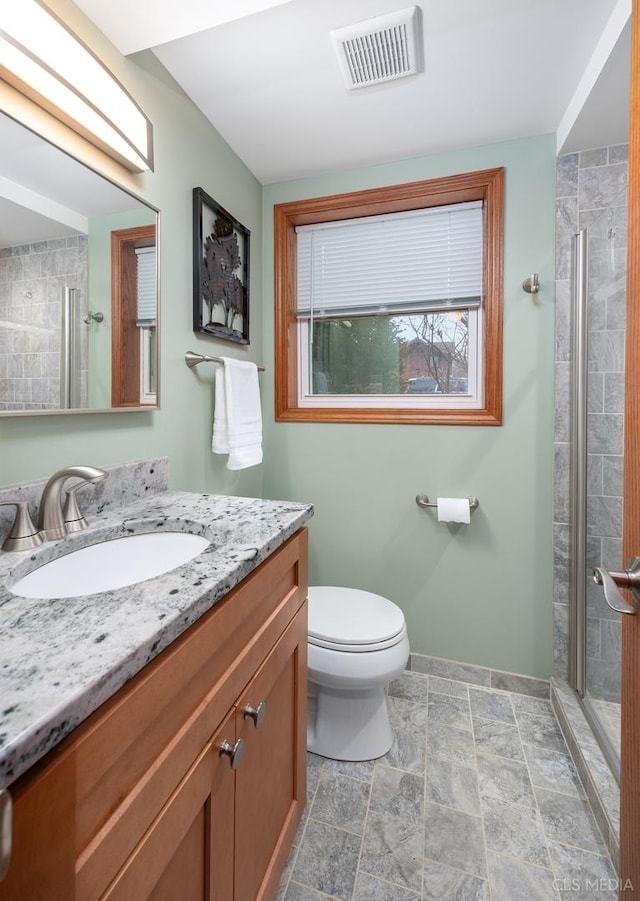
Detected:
left=101, top=711, right=236, bottom=901
left=233, top=604, right=307, bottom=901
left=0, top=754, right=76, bottom=901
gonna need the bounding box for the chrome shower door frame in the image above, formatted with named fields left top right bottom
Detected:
left=570, top=229, right=588, bottom=697
left=569, top=227, right=621, bottom=781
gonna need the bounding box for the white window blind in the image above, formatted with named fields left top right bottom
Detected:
left=296, top=200, right=483, bottom=319
left=135, top=245, right=156, bottom=325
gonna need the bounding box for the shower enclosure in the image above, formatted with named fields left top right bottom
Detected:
left=0, top=235, right=89, bottom=411
left=553, top=144, right=628, bottom=860
left=570, top=194, right=627, bottom=770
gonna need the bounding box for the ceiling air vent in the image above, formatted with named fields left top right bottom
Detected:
left=331, top=6, right=422, bottom=91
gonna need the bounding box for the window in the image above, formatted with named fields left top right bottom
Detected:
left=274, top=168, right=504, bottom=424
left=111, top=224, right=157, bottom=407
left=135, top=245, right=157, bottom=404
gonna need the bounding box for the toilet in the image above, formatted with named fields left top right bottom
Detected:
left=306, top=586, right=410, bottom=761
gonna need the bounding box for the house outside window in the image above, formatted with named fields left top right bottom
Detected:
left=274, top=167, right=504, bottom=425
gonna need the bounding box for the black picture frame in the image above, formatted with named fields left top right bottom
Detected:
left=192, top=186, right=250, bottom=344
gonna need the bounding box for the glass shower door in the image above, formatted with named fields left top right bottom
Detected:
left=572, top=186, right=628, bottom=771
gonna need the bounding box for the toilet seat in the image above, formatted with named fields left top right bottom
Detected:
left=308, top=586, right=406, bottom=653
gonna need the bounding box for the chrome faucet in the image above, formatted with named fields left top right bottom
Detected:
left=37, top=465, right=107, bottom=541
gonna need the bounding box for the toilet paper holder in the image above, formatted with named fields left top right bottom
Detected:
left=415, top=494, right=479, bottom=512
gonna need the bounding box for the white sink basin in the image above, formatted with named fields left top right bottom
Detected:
left=11, top=531, right=210, bottom=599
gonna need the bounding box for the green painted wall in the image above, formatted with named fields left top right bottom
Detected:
left=262, top=136, right=557, bottom=679
left=0, top=0, right=264, bottom=501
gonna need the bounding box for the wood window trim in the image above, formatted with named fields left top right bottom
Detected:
left=274, top=167, right=504, bottom=425
left=111, top=224, right=156, bottom=408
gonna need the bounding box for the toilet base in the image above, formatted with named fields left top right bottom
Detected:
left=307, top=683, right=393, bottom=761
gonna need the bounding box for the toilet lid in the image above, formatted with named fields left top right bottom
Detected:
left=307, top=586, right=406, bottom=651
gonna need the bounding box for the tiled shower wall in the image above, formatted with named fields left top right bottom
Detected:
left=0, top=234, right=88, bottom=412
left=553, top=144, right=628, bottom=702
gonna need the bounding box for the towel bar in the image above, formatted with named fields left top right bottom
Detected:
left=185, top=351, right=265, bottom=371
left=415, top=494, right=479, bottom=511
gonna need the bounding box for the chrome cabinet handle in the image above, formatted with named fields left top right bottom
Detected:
left=0, top=789, right=12, bottom=882
left=243, top=701, right=266, bottom=729
left=593, top=558, right=640, bottom=615
left=219, top=738, right=245, bottom=770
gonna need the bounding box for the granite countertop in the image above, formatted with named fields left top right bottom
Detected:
left=0, top=490, right=313, bottom=790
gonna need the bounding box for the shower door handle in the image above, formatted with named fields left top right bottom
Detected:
left=593, top=558, right=640, bottom=615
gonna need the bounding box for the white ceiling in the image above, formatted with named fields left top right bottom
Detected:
left=72, top=0, right=631, bottom=185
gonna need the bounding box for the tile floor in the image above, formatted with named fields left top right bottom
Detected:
left=276, top=670, right=618, bottom=901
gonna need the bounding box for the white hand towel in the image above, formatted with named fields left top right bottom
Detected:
left=212, top=357, right=263, bottom=470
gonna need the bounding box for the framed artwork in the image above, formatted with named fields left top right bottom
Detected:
left=193, top=186, right=250, bottom=344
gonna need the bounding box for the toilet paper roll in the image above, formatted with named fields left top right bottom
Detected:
left=436, top=497, right=471, bottom=524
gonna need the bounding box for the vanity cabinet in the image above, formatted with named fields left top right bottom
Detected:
left=0, top=528, right=308, bottom=901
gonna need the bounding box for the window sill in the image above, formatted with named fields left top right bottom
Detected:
left=275, top=404, right=502, bottom=425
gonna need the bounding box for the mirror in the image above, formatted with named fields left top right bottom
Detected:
left=0, top=111, right=158, bottom=415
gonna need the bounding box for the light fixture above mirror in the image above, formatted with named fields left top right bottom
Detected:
left=0, top=0, right=153, bottom=172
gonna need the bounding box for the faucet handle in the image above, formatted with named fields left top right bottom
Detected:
left=62, top=483, right=92, bottom=533
left=0, top=501, right=43, bottom=552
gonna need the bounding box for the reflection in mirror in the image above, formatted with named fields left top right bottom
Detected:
left=0, top=111, right=158, bottom=414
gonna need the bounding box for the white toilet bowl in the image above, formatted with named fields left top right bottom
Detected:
left=307, top=586, right=410, bottom=761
